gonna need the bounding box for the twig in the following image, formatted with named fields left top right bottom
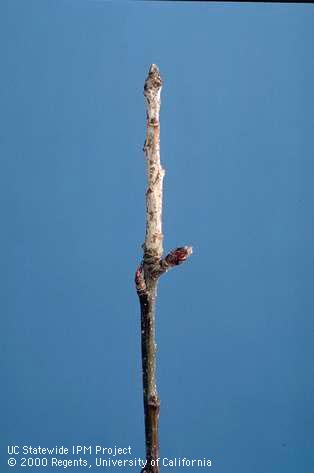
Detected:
left=135, top=64, right=192, bottom=473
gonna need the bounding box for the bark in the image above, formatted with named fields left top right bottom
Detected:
left=135, top=64, right=192, bottom=473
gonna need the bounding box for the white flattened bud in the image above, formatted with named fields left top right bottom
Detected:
left=144, top=64, right=163, bottom=127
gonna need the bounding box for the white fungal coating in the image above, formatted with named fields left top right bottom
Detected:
left=143, top=64, right=165, bottom=259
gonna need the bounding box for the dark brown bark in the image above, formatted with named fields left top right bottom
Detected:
left=140, top=283, right=160, bottom=473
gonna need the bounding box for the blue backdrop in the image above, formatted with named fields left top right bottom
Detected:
left=1, top=1, right=313, bottom=472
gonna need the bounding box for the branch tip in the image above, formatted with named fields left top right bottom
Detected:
left=149, top=64, right=159, bottom=74
left=144, top=64, right=163, bottom=93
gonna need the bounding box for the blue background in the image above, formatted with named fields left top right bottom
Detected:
left=1, top=1, right=314, bottom=472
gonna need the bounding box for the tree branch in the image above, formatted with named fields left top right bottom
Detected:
left=135, top=64, right=192, bottom=473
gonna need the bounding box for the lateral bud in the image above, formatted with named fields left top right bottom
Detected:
left=135, top=265, right=147, bottom=296
left=165, top=246, right=193, bottom=267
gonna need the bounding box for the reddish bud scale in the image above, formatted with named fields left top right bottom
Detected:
left=135, top=265, right=147, bottom=295
left=135, top=266, right=142, bottom=284
left=165, top=246, right=193, bottom=266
